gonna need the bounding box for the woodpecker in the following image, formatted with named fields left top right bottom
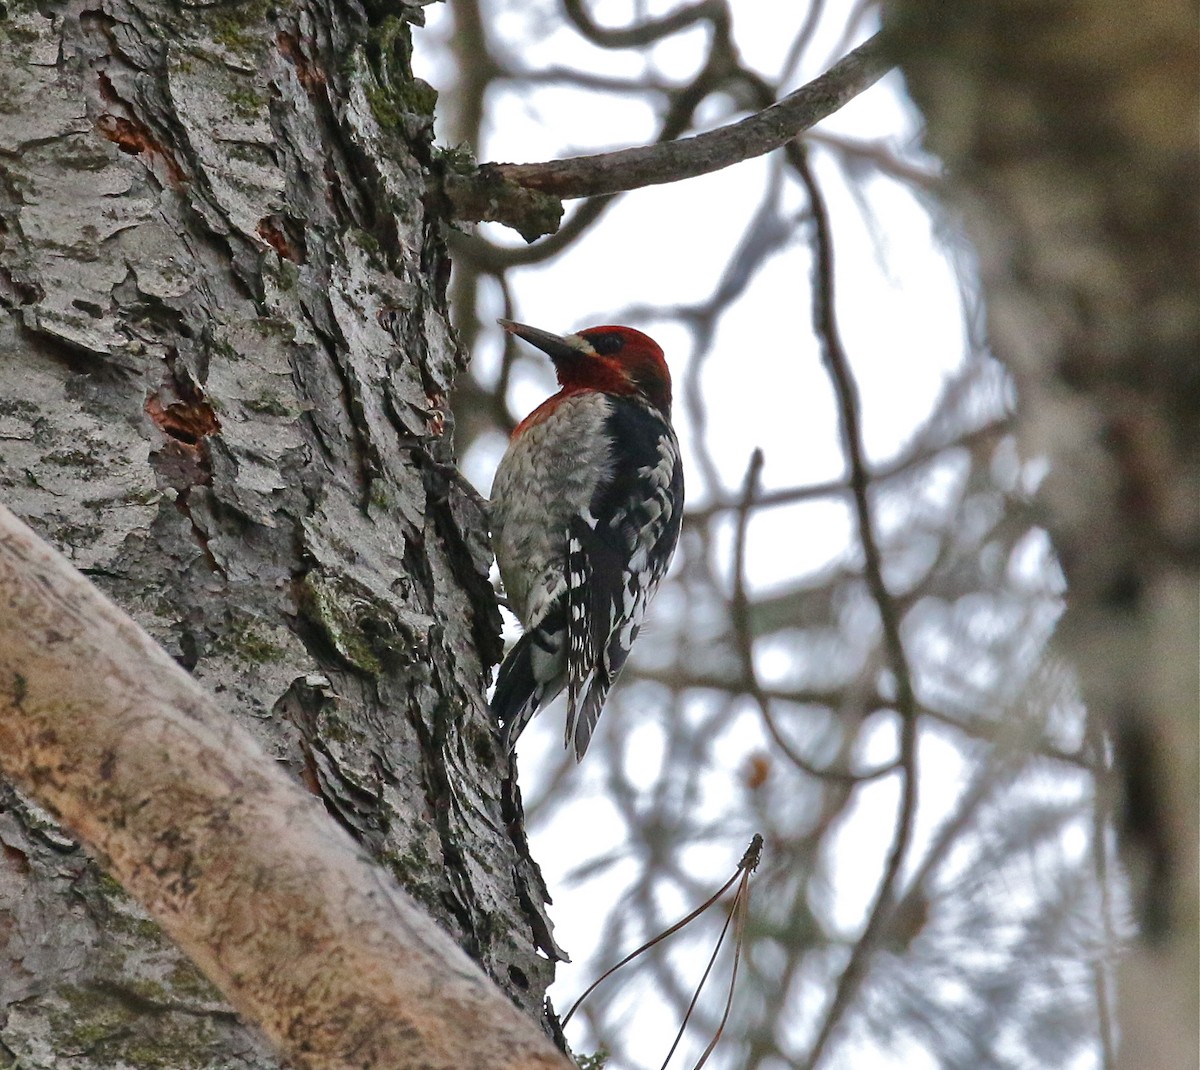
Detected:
left=489, top=318, right=684, bottom=761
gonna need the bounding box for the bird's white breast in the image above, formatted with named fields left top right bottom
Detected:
left=490, top=393, right=615, bottom=628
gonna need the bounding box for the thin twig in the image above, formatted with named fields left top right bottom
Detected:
left=561, top=838, right=760, bottom=1028
left=781, top=0, right=830, bottom=84
left=807, top=130, right=941, bottom=190
left=659, top=892, right=736, bottom=1070
left=490, top=33, right=892, bottom=199
left=917, top=700, right=1092, bottom=770
left=691, top=865, right=753, bottom=1069
left=791, top=145, right=920, bottom=1070
left=885, top=746, right=1023, bottom=942
left=628, top=652, right=1091, bottom=772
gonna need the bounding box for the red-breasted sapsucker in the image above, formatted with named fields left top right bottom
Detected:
left=489, top=319, right=684, bottom=761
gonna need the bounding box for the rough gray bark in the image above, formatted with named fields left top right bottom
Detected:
left=886, top=2, right=1199, bottom=1067
left=0, top=2, right=556, bottom=1066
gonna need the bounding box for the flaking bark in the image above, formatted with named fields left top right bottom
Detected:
left=0, top=1, right=558, bottom=1065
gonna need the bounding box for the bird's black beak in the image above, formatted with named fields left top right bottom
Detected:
left=498, top=319, right=585, bottom=368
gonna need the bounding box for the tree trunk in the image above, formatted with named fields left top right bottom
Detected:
left=0, top=2, right=555, bottom=1065
left=887, top=2, right=1199, bottom=1067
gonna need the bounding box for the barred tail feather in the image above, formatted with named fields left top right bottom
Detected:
left=566, top=676, right=612, bottom=762
left=492, top=634, right=540, bottom=752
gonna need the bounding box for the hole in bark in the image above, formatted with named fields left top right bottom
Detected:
left=72, top=298, right=105, bottom=319
left=507, top=965, right=530, bottom=990
left=145, top=394, right=220, bottom=444
left=2, top=844, right=29, bottom=875
left=176, top=631, right=200, bottom=672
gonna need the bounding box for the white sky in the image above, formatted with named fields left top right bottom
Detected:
left=413, top=5, right=1096, bottom=1068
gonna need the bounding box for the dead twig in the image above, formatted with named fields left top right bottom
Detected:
left=562, top=836, right=763, bottom=1070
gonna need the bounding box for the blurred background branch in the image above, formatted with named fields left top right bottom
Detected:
left=415, top=1, right=1150, bottom=1066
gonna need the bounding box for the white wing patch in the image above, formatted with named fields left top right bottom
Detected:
left=562, top=424, right=682, bottom=759
left=566, top=528, right=596, bottom=746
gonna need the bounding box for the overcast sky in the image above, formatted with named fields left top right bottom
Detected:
left=414, top=5, right=1094, bottom=1068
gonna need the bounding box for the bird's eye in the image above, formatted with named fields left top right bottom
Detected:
left=588, top=332, right=625, bottom=356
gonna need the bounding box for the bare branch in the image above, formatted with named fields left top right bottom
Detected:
left=491, top=33, right=891, bottom=199
left=807, top=130, right=942, bottom=189
left=0, top=507, right=568, bottom=1070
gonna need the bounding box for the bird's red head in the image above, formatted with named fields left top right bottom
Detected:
left=499, top=319, right=672, bottom=415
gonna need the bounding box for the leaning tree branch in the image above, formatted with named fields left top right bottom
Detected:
left=0, top=506, right=569, bottom=1070
left=447, top=32, right=892, bottom=237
